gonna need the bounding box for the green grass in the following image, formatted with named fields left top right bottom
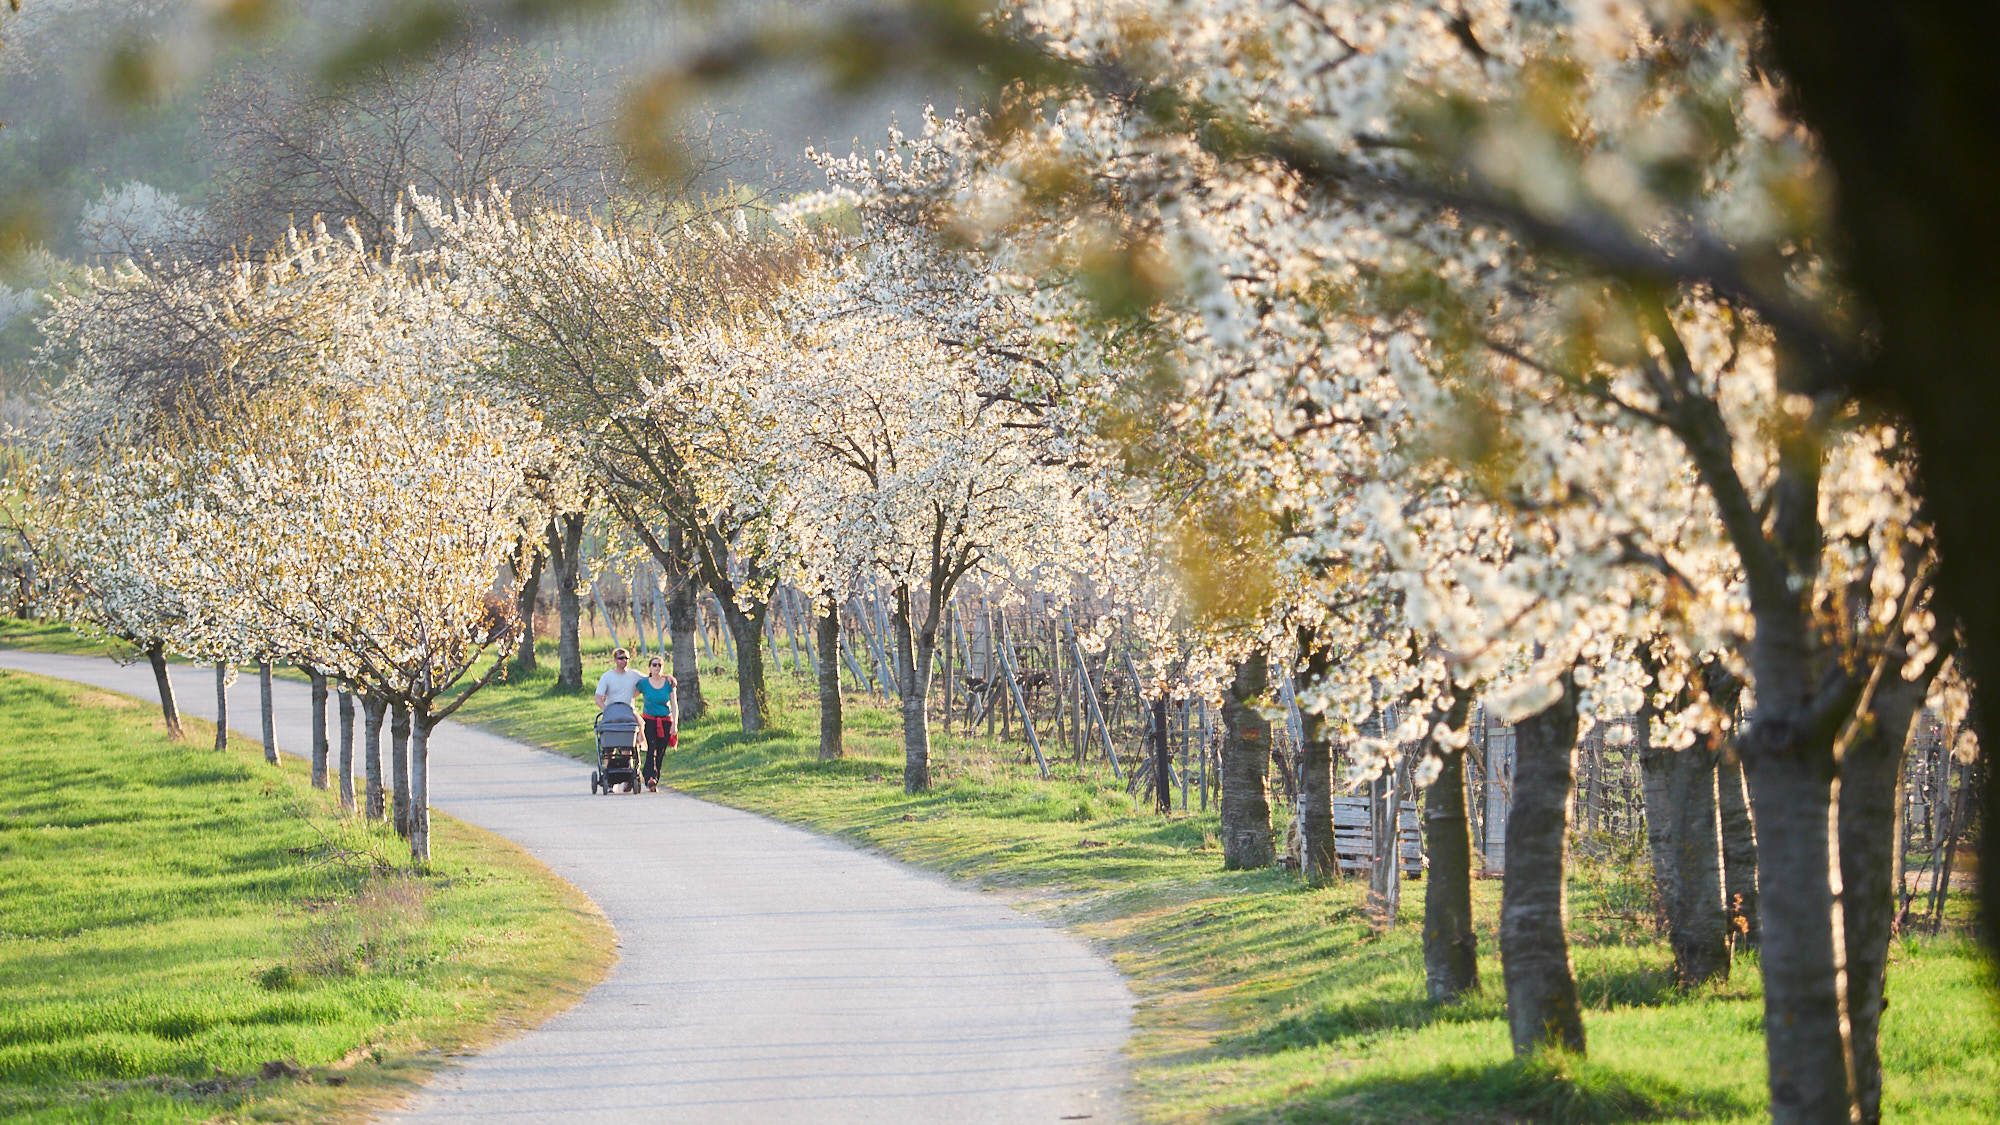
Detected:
left=0, top=617, right=124, bottom=657
left=0, top=667, right=614, bottom=1123
left=11, top=620, right=1998, bottom=1122
left=447, top=635, right=2000, bottom=1124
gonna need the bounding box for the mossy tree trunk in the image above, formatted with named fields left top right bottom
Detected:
left=362, top=694, right=386, bottom=821
left=817, top=599, right=843, bottom=761
left=258, top=659, right=278, bottom=766
left=1295, top=632, right=1336, bottom=885
left=337, top=690, right=356, bottom=813
left=390, top=700, right=411, bottom=838
left=514, top=546, right=542, bottom=672
left=145, top=640, right=182, bottom=742
left=1423, top=688, right=1478, bottom=1002
left=307, top=669, right=330, bottom=791
left=664, top=521, right=704, bottom=722
left=1500, top=668, right=1586, bottom=1056
left=547, top=514, right=585, bottom=693
left=408, top=705, right=434, bottom=864
left=212, top=662, right=229, bottom=753
left=1219, top=652, right=1275, bottom=870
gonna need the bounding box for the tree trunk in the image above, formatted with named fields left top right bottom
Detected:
left=891, top=585, right=936, bottom=794
left=409, top=707, right=433, bottom=864
left=1840, top=671, right=1929, bottom=1125
left=391, top=700, right=411, bottom=838
left=1755, top=0, right=2000, bottom=972
left=145, top=641, right=182, bottom=741
left=258, top=660, right=278, bottom=766
left=1153, top=698, right=1171, bottom=813
left=818, top=600, right=843, bottom=761
left=337, top=690, right=356, bottom=813
left=212, top=662, right=229, bottom=752
left=1296, top=657, right=1337, bottom=885
left=1665, top=746, right=1731, bottom=987
left=665, top=522, right=704, bottom=722
left=1219, top=653, right=1276, bottom=870
left=549, top=514, right=585, bottom=693
left=1424, top=690, right=1479, bottom=1002
left=514, top=546, right=542, bottom=672
left=1741, top=743, right=1856, bottom=1124
left=1718, top=755, right=1761, bottom=947
left=308, top=670, right=329, bottom=791
left=723, top=601, right=771, bottom=735
left=362, top=695, right=386, bottom=822
left=1500, top=671, right=1587, bottom=1056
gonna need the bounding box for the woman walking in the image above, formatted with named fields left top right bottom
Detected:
left=638, top=655, right=678, bottom=793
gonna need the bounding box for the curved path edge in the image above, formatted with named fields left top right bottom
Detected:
left=0, top=652, right=1134, bottom=1125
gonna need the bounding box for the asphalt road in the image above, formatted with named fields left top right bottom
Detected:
left=0, top=651, right=1133, bottom=1124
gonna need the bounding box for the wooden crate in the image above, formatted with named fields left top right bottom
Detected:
left=1332, top=795, right=1424, bottom=876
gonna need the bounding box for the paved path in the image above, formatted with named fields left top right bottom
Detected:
left=0, top=652, right=1133, bottom=1124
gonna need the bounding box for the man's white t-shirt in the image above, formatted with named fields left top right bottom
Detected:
left=596, top=668, right=644, bottom=708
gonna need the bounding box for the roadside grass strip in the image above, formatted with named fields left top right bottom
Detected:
left=449, top=638, right=2000, bottom=1125
left=0, top=668, right=613, bottom=1124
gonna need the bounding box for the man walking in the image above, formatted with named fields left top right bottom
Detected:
left=595, top=648, right=643, bottom=713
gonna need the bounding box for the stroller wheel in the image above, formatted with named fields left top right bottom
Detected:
left=590, top=770, right=600, bottom=794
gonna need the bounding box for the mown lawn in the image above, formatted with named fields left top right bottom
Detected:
left=451, top=634, right=2000, bottom=1124
left=0, top=666, right=614, bottom=1124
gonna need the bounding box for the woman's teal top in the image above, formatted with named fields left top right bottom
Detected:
left=637, top=677, right=675, bottom=717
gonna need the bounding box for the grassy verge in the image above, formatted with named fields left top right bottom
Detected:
left=0, top=617, right=128, bottom=657
left=0, top=667, right=614, bottom=1124
left=10, top=620, right=1996, bottom=1122
left=447, top=637, right=1999, bottom=1124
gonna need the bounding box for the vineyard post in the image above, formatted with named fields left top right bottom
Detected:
left=1198, top=699, right=1211, bottom=811
left=1068, top=620, right=1121, bottom=778
left=996, top=615, right=1049, bottom=778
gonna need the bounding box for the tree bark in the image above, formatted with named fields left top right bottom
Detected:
left=818, top=599, right=844, bottom=760
left=362, top=694, right=386, bottom=822
left=1423, top=690, right=1479, bottom=1002
left=664, top=521, right=704, bottom=722
left=212, top=662, right=229, bottom=752
left=722, top=600, right=771, bottom=735
left=1755, top=0, right=2000, bottom=970
left=1296, top=646, right=1337, bottom=885
left=891, top=584, right=938, bottom=794
left=145, top=641, right=182, bottom=742
left=409, top=707, right=433, bottom=864
left=1741, top=740, right=1856, bottom=1124
left=337, top=690, right=356, bottom=813
left=258, top=659, right=278, bottom=766
left=308, top=670, right=329, bottom=791
left=548, top=514, right=585, bottom=693
left=1153, top=698, right=1172, bottom=813
left=391, top=700, right=411, bottom=838
left=1664, top=745, right=1731, bottom=987
left=514, top=545, right=542, bottom=672
left=1718, top=756, right=1761, bottom=947
left=1219, top=652, right=1276, bottom=870
left=1840, top=670, right=1930, bottom=1125
left=1500, top=671, right=1587, bottom=1056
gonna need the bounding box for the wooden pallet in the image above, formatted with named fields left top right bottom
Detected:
left=1332, top=796, right=1424, bottom=876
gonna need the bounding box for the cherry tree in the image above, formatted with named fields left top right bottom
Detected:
left=781, top=5, right=1943, bottom=1118
left=416, top=191, right=824, bottom=733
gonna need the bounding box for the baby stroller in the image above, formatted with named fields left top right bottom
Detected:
left=591, top=701, right=643, bottom=795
